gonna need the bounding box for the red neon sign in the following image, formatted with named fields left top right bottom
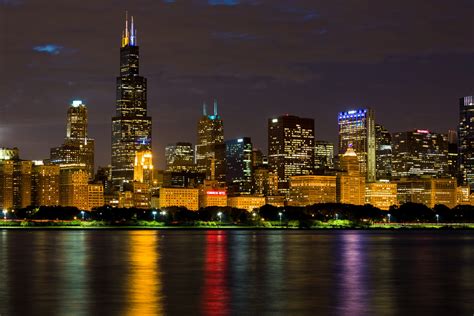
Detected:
left=207, top=191, right=226, bottom=196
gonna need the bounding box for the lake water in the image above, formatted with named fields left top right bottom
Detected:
left=0, top=229, right=473, bottom=315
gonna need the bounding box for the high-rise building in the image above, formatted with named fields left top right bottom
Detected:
left=196, top=100, right=225, bottom=182
left=88, top=184, right=104, bottom=210
left=338, top=109, right=376, bottom=182
left=253, top=167, right=278, bottom=196
left=134, top=150, right=154, bottom=184
left=458, top=96, right=474, bottom=188
left=337, top=147, right=366, bottom=205
left=32, top=163, right=60, bottom=207
left=225, top=137, right=253, bottom=195
left=13, top=160, right=32, bottom=209
left=375, top=124, right=392, bottom=180
left=314, top=140, right=334, bottom=170
left=268, top=115, right=315, bottom=194
left=392, top=129, right=448, bottom=178
left=112, top=14, right=152, bottom=191
left=59, top=168, right=89, bottom=210
left=165, top=142, right=195, bottom=172
left=50, top=100, right=95, bottom=178
left=0, top=160, right=14, bottom=210
left=447, top=129, right=458, bottom=179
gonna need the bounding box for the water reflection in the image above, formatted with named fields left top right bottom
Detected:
left=126, top=231, right=163, bottom=315
left=202, top=231, right=230, bottom=316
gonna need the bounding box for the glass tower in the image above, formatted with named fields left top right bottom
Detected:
left=225, top=137, right=253, bottom=195
left=111, top=14, right=152, bottom=191
left=458, top=96, right=474, bottom=188
left=337, top=108, right=376, bottom=182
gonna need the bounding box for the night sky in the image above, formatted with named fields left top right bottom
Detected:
left=1, top=0, right=473, bottom=169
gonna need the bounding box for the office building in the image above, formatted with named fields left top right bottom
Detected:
left=338, top=108, right=376, bottom=182
left=395, top=178, right=457, bottom=208
left=227, top=195, right=266, bottom=211
left=13, top=160, right=32, bottom=209
left=196, top=100, right=225, bottom=182
left=134, top=150, right=154, bottom=184
left=59, top=168, right=89, bottom=210
left=165, top=142, right=195, bottom=172
left=32, top=163, right=60, bottom=207
left=112, top=15, right=152, bottom=190
left=288, top=175, right=337, bottom=206
left=199, top=181, right=227, bottom=208
left=153, top=187, right=199, bottom=211
left=365, top=181, right=397, bottom=210
left=314, top=141, right=334, bottom=170
left=0, top=160, right=14, bottom=210
left=268, top=115, right=315, bottom=193
left=392, top=129, right=448, bottom=178
left=226, top=137, right=253, bottom=195
left=50, top=100, right=95, bottom=179
left=375, top=124, right=392, bottom=180
left=337, top=147, right=366, bottom=205
left=88, top=184, right=104, bottom=210
left=458, top=96, right=474, bottom=188
left=253, top=167, right=278, bottom=196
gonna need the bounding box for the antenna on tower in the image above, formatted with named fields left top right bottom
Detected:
left=203, top=102, right=207, bottom=116
left=214, top=99, right=218, bottom=116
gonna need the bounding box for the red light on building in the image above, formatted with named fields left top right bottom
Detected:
left=416, top=129, right=430, bottom=134
left=206, top=191, right=226, bottom=196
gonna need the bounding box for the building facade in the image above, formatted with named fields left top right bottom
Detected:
left=337, top=147, right=366, bottom=205
left=365, top=181, right=397, bottom=210
left=288, top=175, right=337, bottom=206
left=225, top=137, right=253, bottom=195
left=112, top=15, right=152, bottom=190
left=458, top=96, right=474, bottom=188
left=314, top=141, right=334, bottom=170
left=196, top=100, right=225, bottom=182
left=165, top=142, right=195, bottom=172
left=338, top=109, right=376, bottom=182
left=392, top=129, right=448, bottom=178
left=268, top=115, right=315, bottom=194
left=375, top=124, right=392, bottom=180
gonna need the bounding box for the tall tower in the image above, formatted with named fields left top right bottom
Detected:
left=338, top=108, right=376, bottom=182
left=268, top=115, right=315, bottom=194
left=196, top=100, right=225, bottom=182
left=225, top=137, right=253, bottom=195
left=50, top=100, right=95, bottom=179
left=458, top=96, right=474, bottom=188
left=112, top=14, right=152, bottom=191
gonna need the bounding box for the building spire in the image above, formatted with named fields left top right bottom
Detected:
left=130, top=16, right=136, bottom=46
left=121, top=11, right=130, bottom=47
left=203, top=102, right=207, bottom=116
left=214, top=99, right=218, bottom=116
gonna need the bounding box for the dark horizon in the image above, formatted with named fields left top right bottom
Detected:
left=1, top=0, right=473, bottom=169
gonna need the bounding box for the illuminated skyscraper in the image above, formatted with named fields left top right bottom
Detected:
left=50, top=100, right=95, bottom=178
left=225, top=137, right=253, bottom=195
left=268, top=115, right=315, bottom=194
left=392, top=129, right=448, bottom=178
left=165, top=142, right=195, bottom=172
left=134, top=150, right=154, bottom=184
left=375, top=124, right=392, bottom=180
left=337, top=147, right=366, bottom=205
left=196, top=100, right=225, bottom=182
left=112, top=14, right=152, bottom=190
left=338, top=108, right=376, bottom=182
left=458, top=96, right=474, bottom=188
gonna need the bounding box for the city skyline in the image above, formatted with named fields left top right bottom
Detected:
left=1, top=1, right=473, bottom=169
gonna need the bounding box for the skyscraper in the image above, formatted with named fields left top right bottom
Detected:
left=268, top=115, right=315, bottom=194
left=391, top=129, right=448, bottom=178
left=337, top=146, right=366, bottom=205
left=314, top=140, right=334, bottom=170
left=225, top=137, right=253, bottom=195
left=375, top=124, right=392, bottom=180
left=458, top=96, right=474, bottom=188
left=165, top=142, right=195, bottom=172
left=112, top=14, right=152, bottom=191
left=50, top=100, right=95, bottom=178
left=196, top=100, right=225, bottom=182
left=338, top=108, right=376, bottom=182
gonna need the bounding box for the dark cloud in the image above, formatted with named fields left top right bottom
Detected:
left=0, top=0, right=473, bottom=168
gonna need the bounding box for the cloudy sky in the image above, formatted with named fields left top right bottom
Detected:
left=0, top=0, right=473, bottom=168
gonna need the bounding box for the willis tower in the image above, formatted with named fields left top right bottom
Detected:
left=112, top=14, right=152, bottom=191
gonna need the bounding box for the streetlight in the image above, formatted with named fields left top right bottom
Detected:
left=80, top=210, right=85, bottom=220
left=335, top=213, right=339, bottom=220
left=3, top=209, right=7, bottom=221
left=160, top=210, right=166, bottom=221
left=278, top=212, right=282, bottom=226
left=217, top=212, right=223, bottom=226
left=388, top=213, right=391, bottom=223
left=436, top=214, right=439, bottom=224
left=152, top=210, right=157, bottom=221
